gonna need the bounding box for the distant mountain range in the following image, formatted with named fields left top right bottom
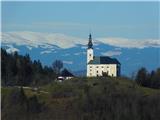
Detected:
left=2, top=31, right=160, bottom=77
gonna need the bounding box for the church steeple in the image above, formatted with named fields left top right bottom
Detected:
left=87, top=33, right=94, bottom=64
left=88, top=33, right=93, bottom=49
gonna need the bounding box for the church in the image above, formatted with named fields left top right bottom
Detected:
left=87, top=34, right=121, bottom=77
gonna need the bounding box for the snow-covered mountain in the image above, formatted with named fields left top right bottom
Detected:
left=1, top=31, right=160, bottom=76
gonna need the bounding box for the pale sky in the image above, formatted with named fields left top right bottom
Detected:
left=2, top=2, right=159, bottom=39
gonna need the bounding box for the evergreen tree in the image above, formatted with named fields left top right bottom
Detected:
left=135, top=67, right=148, bottom=86
left=151, top=68, right=160, bottom=89
left=1, top=48, right=57, bottom=86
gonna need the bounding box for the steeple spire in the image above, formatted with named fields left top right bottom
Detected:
left=88, top=33, right=93, bottom=49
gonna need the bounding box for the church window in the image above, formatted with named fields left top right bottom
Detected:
left=90, top=66, right=92, bottom=68
left=96, top=66, right=99, bottom=68
left=102, top=66, right=104, bottom=68
left=97, top=71, right=98, bottom=73
left=89, top=54, right=91, bottom=57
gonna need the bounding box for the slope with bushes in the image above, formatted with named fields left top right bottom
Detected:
left=2, top=77, right=160, bottom=120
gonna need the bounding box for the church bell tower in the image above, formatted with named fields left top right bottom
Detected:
left=87, top=33, right=94, bottom=63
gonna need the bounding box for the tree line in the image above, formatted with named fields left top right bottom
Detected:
left=1, top=48, right=65, bottom=86
left=135, top=67, right=160, bottom=89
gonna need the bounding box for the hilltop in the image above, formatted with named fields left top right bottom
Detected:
left=1, top=48, right=160, bottom=120
left=2, top=77, right=160, bottom=120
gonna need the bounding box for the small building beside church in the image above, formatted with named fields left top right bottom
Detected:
left=61, top=69, right=74, bottom=80
left=87, top=34, right=121, bottom=77
left=57, top=69, right=74, bottom=82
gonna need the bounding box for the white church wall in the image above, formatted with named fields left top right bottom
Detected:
left=87, top=64, right=117, bottom=77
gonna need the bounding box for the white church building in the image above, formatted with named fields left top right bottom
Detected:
left=87, top=34, right=121, bottom=77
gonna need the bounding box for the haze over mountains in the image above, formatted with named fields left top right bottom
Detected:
left=2, top=31, right=160, bottom=76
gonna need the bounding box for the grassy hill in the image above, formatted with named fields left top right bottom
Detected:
left=2, top=77, right=160, bottom=120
